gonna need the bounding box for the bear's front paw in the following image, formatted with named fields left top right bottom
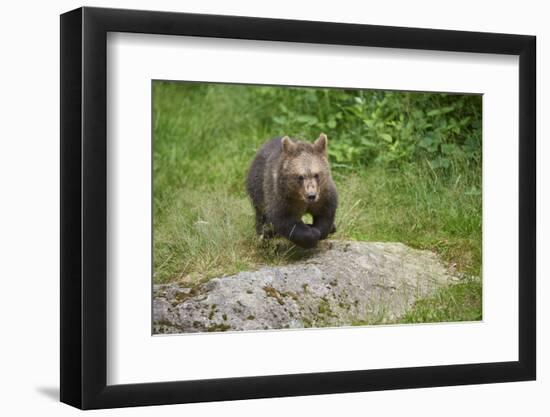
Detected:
left=293, top=226, right=320, bottom=249
left=309, top=226, right=321, bottom=240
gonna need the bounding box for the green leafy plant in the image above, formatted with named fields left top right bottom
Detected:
left=268, top=88, right=481, bottom=173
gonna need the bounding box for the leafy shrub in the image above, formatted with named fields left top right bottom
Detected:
left=263, top=87, right=481, bottom=172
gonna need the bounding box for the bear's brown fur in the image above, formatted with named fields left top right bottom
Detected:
left=246, top=134, right=338, bottom=248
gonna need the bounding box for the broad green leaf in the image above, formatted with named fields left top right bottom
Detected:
left=419, top=137, right=434, bottom=149
left=441, top=143, right=458, bottom=155
left=379, top=133, right=393, bottom=143
left=296, top=115, right=318, bottom=125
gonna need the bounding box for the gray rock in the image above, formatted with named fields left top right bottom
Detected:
left=153, top=241, right=458, bottom=334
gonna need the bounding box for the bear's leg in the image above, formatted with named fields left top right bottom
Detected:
left=254, top=210, right=265, bottom=235
left=270, top=213, right=320, bottom=249
left=313, top=205, right=337, bottom=240
left=255, top=210, right=276, bottom=239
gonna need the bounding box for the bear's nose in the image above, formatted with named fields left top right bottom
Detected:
left=307, top=193, right=317, bottom=201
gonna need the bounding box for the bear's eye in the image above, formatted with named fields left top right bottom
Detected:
left=314, top=173, right=319, bottom=180
left=298, top=175, right=304, bottom=182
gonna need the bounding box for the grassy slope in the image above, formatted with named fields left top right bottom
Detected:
left=153, top=81, right=482, bottom=323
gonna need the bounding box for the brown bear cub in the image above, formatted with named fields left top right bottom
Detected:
left=246, top=133, right=338, bottom=249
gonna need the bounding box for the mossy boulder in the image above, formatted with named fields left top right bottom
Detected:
left=153, top=241, right=460, bottom=333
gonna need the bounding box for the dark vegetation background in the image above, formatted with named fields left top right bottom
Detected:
left=153, top=81, right=482, bottom=323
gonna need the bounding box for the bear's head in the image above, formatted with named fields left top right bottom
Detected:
left=280, top=133, right=331, bottom=204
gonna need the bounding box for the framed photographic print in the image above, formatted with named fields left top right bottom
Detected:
left=60, top=6, right=536, bottom=409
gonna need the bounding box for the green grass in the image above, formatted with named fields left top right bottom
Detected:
left=400, top=277, right=482, bottom=323
left=153, top=81, right=482, bottom=323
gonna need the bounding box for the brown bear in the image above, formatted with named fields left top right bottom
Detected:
left=246, top=133, right=338, bottom=249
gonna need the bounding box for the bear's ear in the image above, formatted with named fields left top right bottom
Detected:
left=281, top=136, right=297, bottom=154
left=314, top=133, right=328, bottom=155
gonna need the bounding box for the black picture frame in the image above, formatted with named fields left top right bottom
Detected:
left=60, top=6, right=536, bottom=410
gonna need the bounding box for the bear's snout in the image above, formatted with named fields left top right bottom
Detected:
left=304, top=179, right=318, bottom=202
